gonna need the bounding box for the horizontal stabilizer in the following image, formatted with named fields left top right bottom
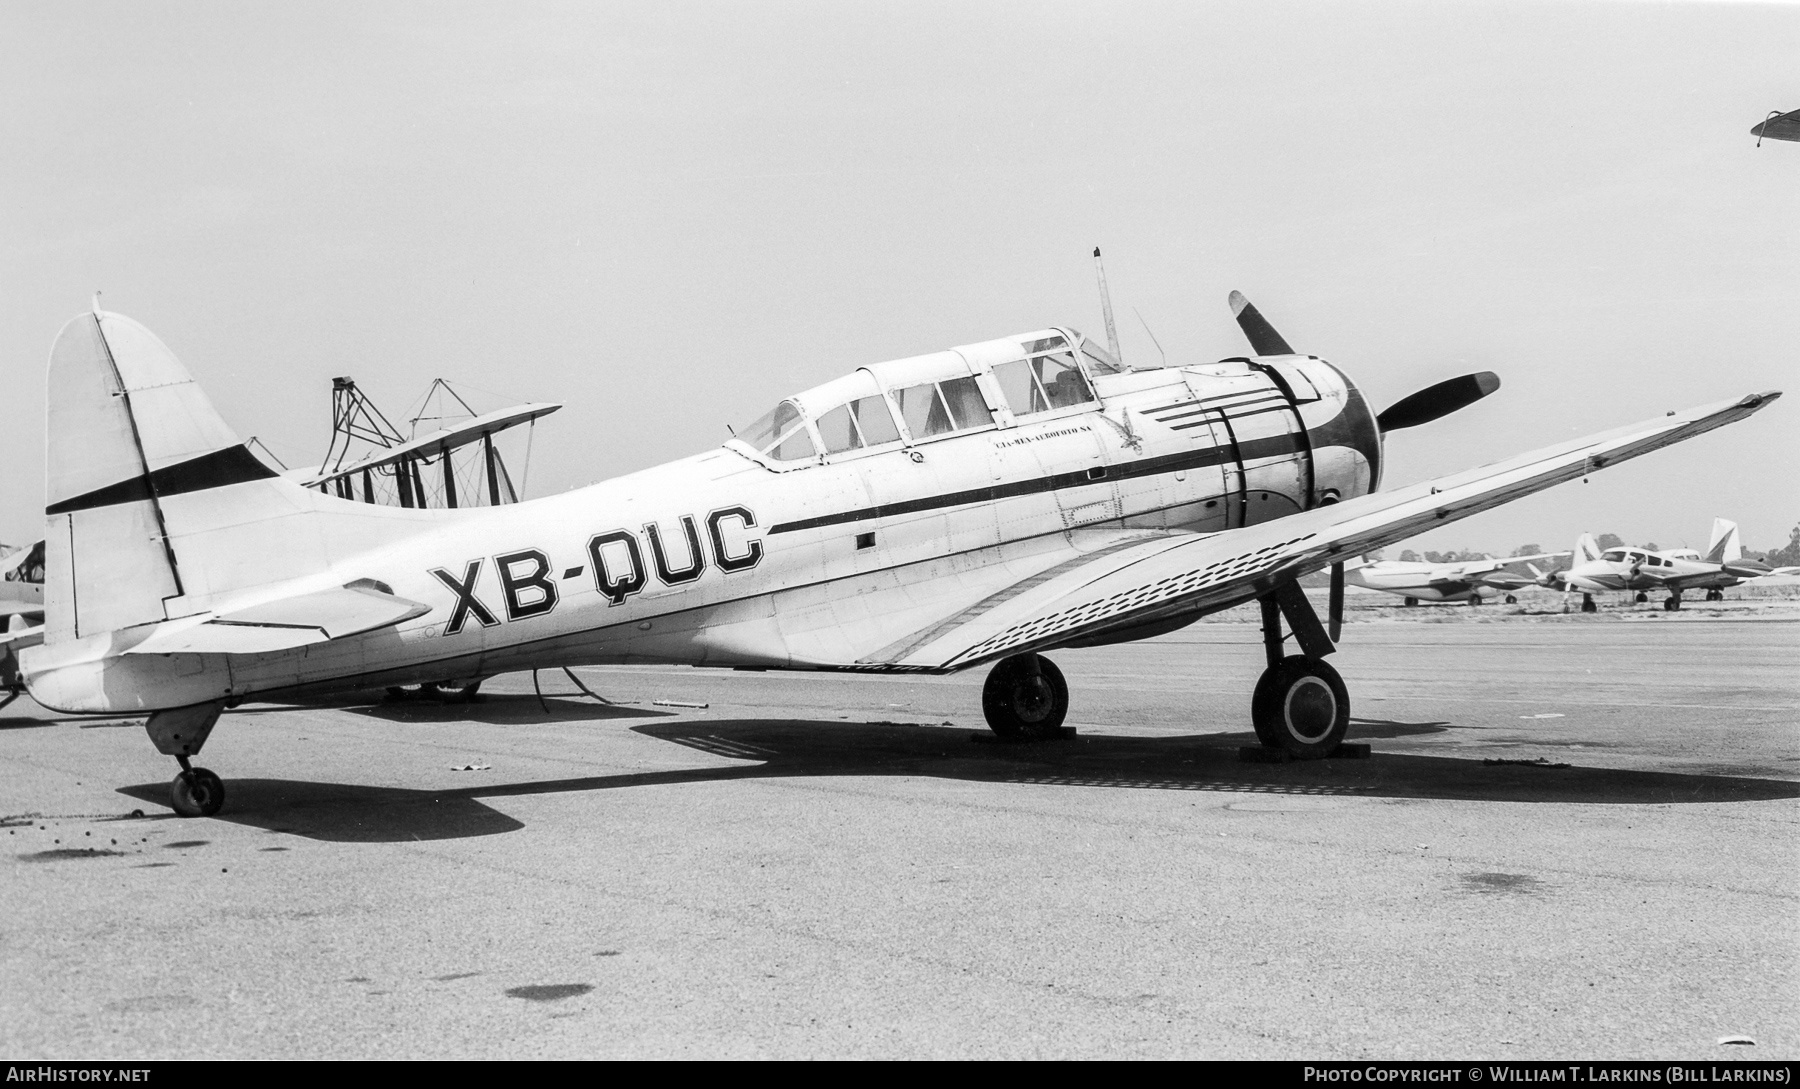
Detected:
left=125, top=581, right=429, bottom=655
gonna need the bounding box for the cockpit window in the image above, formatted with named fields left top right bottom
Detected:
left=768, top=423, right=815, bottom=461
left=851, top=395, right=901, bottom=446
left=939, top=376, right=993, bottom=429
left=993, top=349, right=1095, bottom=416
left=815, top=404, right=861, bottom=454
left=895, top=378, right=994, bottom=439
left=1081, top=339, right=1126, bottom=374
left=1602, top=550, right=1626, bottom=562
left=897, top=382, right=954, bottom=438
left=816, top=394, right=906, bottom=455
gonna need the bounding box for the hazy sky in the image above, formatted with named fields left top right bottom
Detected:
left=3, top=1, right=1796, bottom=555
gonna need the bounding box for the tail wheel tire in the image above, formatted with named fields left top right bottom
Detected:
left=1252, top=656, right=1350, bottom=759
left=982, top=654, right=1068, bottom=740
left=170, top=768, right=225, bottom=818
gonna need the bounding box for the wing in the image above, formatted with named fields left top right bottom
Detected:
left=123, top=580, right=430, bottom=655
left=856, top=391, right=1779, bottom=672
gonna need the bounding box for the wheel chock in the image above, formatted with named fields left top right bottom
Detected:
left=1238, top=741, right=1371, bottom=763
left=970, top=726, right=1078, bottom=745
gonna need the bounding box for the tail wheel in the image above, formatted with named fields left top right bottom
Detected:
left=1252, top=656, right=1350, bottom=759
left=170, top=767, right=225, bottom=818
left=982, top=654, right=1068, bottom=740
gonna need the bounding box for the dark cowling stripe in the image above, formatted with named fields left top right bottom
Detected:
left=47, top=444, right=279, bottom=516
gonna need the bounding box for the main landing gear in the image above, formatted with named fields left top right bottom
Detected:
left=1664, top=593, right=1684, bottom=612
left=1250, top=581, right=1351, bottom=758
left=981, top=653, right=1069, bottom=740
left=146, top=702, right=227, bottom=817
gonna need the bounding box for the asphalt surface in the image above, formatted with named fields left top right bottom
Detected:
left=3, top=603, right=1796, bottom=1059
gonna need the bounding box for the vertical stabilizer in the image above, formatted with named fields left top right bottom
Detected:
left=42, top=310, right=431, bottom=647
left=1574, top=532, right=1601, bottom=564
left=43, top=312, right=227, bottom=641
left=1704, top=518, right=1741, bottom=563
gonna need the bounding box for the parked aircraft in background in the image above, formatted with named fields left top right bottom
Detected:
left=1343, top=550, right=1568, bottom=606
left=14, top=293, right=1780, bottom=817
left=1546, top=519, right=1785, bottom=611
left=0, top=540, right=46, bottom=709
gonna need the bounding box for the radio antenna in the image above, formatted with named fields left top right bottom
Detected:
left=1133, top=307, right=1168, bottom=367
left=1093, top=247, right=1121, bottom=362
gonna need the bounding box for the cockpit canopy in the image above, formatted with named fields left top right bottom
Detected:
left=732, top=328, right=1124, bottom=467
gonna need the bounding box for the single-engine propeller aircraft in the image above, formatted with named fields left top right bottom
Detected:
left=17, top=293, right=1781, bottom=816
left=1342, top=549, right=1568, bottom=606
left=1544, top=519, right=1783, bottom=611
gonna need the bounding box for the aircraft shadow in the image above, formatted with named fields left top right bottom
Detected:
left=113, top=717, right=1799, bottom=844
left=340, top=693, right=676, bottom=726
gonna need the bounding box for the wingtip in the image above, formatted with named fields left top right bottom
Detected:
left=1227, top=290, right=1248, bottom=316
left=1741, top=390, right=1783, bottom=407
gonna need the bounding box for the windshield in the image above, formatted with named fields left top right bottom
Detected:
left=737, top=400, right=816, bottom=462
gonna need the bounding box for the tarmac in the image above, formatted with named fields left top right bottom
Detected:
left=2, top=591, right=1796, bottom=1059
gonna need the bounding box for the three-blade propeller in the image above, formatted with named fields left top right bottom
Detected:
left=1227, top=290, right=1500, bottom=432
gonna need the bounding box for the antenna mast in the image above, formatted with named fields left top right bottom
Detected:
left=1093, top=247, right=1121, bottom=363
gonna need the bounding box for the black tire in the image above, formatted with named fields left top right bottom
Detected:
left=1403, top=597, right=1417, bottom=607
left=1634, top=592, right=1648, bottom=604
left=1664, top=598, right=1680, bottom=612
left=1581, top=595, right=1597, bottom=614
left=1504, top=594, right=1517, bottom=605
left=1251, top=656, right=1350, bottom=759
left=170, top=767, right=224, bottom=817
left=982, top=654, right=1068, bottom=740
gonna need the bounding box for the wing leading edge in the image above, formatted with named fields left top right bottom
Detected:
left=861, top=391, right=1780, bottom=672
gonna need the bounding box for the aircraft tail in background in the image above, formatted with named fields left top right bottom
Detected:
left=1703, top=518, right=1742, bottom=564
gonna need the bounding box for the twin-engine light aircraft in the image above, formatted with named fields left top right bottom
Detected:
left=1546, top=519, right=1784, bottom=611
left=17, top=294, right=1780, bottom=817
left=1343, top=550, right=1568, bottom=606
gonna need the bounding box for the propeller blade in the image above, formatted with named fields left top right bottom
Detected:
left=1376, top=372, right=1500, bottom=432
left=1228, top=290, right=1294, bottom=356
left=1328, top=561, right=1345, bottom=643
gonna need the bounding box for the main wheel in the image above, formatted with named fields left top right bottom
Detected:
left=1664, top=597, right=1680, bottom=612
left=1251, top=655, right=1350, bottom=759
left=1504, top=594, right=1518, bottom=605
left=1634, top=592, right=1648, bottom=604
left=982, top=654, right=1068, bottom=740
left=1581, top=595, right=1597, bottom=614
left=170, top=767, right=225, bottom=818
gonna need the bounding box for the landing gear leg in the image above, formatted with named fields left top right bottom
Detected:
left=1251, top=582, right=1350, bottom=759
left=147, top=702, right=226, bottom=818
left=982, top=653, right=1069, bottom=740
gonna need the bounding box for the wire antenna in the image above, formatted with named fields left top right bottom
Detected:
left=1133, top=307, right=1168, bottom=367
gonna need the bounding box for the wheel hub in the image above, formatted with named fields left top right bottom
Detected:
left=1284, top=676, right=1338, bottom=742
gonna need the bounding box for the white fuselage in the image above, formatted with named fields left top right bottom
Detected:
left=24, top=343, right=1382, bottom=714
